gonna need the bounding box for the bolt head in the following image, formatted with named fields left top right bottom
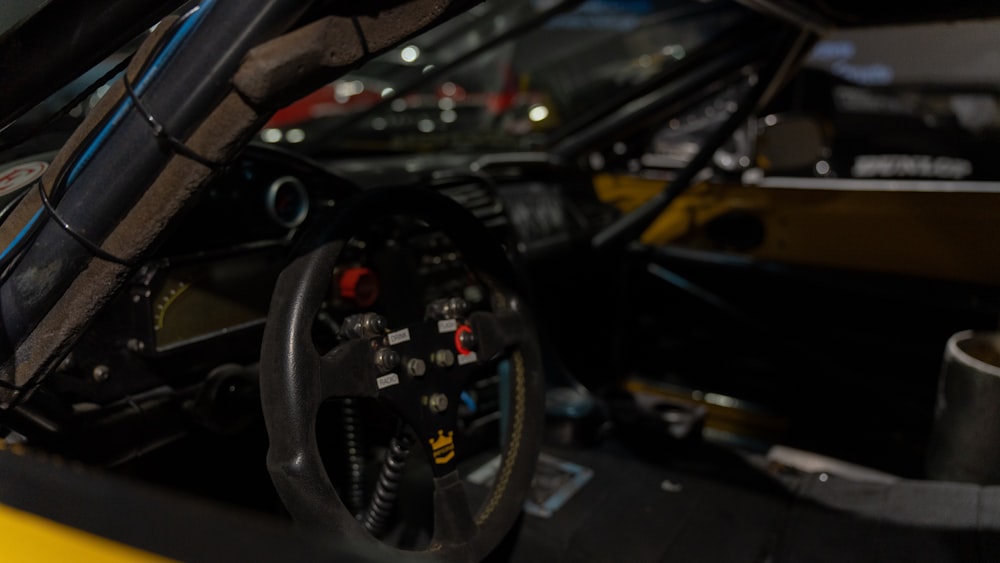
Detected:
left=446, top=297, right=468, bottom=318
left=92, top=365, right=110, bottom=383
left=431, top=349, right=455, bottom=368
left=374, top=348, right=400, bottom=372
left=406, top=358, right=427, bottom=377
left=429, top=393, right=449, bottom=413
left=366, top=314, right=387, bottom=334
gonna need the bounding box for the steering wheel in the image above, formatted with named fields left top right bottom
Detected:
left=259, top=186, right=544, bottom=562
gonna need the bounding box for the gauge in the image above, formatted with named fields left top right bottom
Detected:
left=150, top=251, right=285, bottom=350
left=266, top=176, right=309, bottom=228
left=153, top=271, right=269, bottom=350
left=154, top=279, right=191, bottom=332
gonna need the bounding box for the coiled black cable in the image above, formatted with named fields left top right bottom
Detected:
left=361, top=430, right=415, bottom=536
left=340, top=398, right=366, bottom=516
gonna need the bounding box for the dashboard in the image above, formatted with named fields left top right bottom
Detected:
left=13, top=143, right=607, bottom=467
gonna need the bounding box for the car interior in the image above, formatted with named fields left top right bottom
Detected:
left=3, top=0, right=1000, bottom=561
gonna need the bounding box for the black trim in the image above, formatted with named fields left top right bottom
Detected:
left=0, top=449, right=393, bottom=562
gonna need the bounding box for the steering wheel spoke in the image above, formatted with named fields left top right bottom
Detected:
left=467, top=308, right=531, bottom=360
left=430, top=470, right=478, bottom=549
left=319, top=339, right=380, bottom=399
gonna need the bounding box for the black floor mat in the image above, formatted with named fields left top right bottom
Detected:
left=507, top=440, right=1000, bottom=562
left=506, top=442, right=788, bottom=562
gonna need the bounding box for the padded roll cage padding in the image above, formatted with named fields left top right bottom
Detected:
left=0, top=0, right=479, bottom=405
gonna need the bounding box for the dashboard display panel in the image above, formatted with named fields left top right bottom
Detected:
left=151, top=249, right=285, bottom=350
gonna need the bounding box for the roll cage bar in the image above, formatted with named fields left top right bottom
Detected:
left=0, top=0, right=477, bottom=409
left=0, top=0, right=813, bottom=421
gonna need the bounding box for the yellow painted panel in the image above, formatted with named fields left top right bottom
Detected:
left=0, top=503, right=175, bottom=563
left=594, top=173, right=1000, bottom=285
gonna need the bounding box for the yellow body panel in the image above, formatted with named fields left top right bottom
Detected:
left=0, top=503, right=173, bottom=563
left=595, top=173, right=1000, bottom=285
